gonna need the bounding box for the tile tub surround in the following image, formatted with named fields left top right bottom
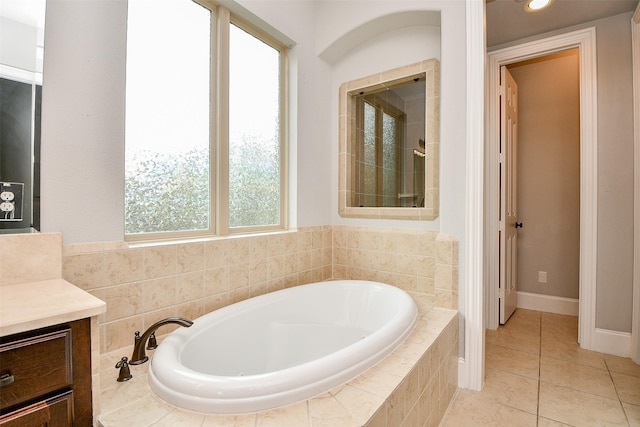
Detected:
left=332, top=227, right=458, bottom=311
left=98, top=308, right=458, bottom=427
left=61, top=226, right=459, bottom=354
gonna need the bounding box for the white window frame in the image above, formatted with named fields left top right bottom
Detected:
left=125, top=1, right=288, bottom=242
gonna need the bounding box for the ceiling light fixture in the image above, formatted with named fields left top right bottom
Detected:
left=524, top=0, right=552, bottom=12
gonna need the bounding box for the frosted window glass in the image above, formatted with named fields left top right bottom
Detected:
left=125, top=0, right=211, bottom=234
left=228, top=24, right=281, bottom=228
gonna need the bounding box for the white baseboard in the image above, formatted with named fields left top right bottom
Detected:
left=517, top=291, right=579, bottom=316
left=457, top=357, right=468, bottom=389
left=593, top=328, right=631, bottom=358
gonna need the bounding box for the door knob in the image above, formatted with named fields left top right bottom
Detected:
left=515, top=222, right=523, bottom=228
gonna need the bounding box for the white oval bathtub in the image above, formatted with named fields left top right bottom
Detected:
left=148, top=280, right=417, bottom=413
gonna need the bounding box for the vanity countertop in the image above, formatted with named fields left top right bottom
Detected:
left=0, top=279, right=106, bottom=337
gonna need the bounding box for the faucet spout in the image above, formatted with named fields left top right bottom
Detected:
left=130, top=317, right=193, bottom=365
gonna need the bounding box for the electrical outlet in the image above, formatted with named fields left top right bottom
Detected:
left=538, top=271, right=547, bottom=283
left=0, top=182, right=24, bottom=221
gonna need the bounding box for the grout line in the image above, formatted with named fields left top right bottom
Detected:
left=605, top=357, right=632, bottom=426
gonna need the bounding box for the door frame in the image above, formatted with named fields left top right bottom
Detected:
left=485, top=27, right=598, bottom=349
left=631, top=2, right=640, bottom=364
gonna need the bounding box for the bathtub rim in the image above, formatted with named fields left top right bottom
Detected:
left=148, top=280, right=418, bottom=413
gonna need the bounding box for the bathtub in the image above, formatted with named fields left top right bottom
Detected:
left=148, top=280, right=418, bottom=413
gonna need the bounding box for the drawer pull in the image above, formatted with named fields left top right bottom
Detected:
left=0, top=373, right=15, bottom=387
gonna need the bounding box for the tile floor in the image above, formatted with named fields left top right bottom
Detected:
left=440, top=309, right=640, bottom=426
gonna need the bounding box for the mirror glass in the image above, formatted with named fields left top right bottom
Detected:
left=0, top=0, right=45, bottom=232
left=339, top=59, right=439, bottom=220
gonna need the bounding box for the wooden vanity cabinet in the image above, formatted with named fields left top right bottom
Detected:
left=0, top=319, right=93, bottom=426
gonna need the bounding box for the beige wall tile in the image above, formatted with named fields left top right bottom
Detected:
left=204, top=240, right=228, bottom=268
left=229, top=263, right=250, bottom=289
left=142, top=276, right=176, bottom=312
left=176, top=271, right=204, bottom=303
left=64, top=226, right=457, bottom=363
left=205, top=266, right=229, bottom=295
left=250, top=236, right=268, bottom=261
left=104, top=315, right=143, bottom=353
left=63, top=252, right=106, bottom=290
left=249, top=260, right=268, bottom=285
left=228, top=238, right=250, bottom=265
left=177, top=242, right=204, bottom=273
left=299, top=230, right=313, bottom=251
left=143, top=306, right=177, bottom=332
left=1, top=233, right=62, bottom=285
left=176, top=299, right=205, bottom=321
left=105, top=248, right=144, bottom=285
left=267, top=256, right=284, bottom=280
left=144, top=245, right=177, bottom=279
left=204, top=292, right=229, bottom=313
left=267, top=234, right=284, bottom=258
left=105, top=282, right=143, bottom=322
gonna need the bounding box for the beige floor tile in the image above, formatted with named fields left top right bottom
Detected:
left=606, top=354, right=640, bottom=378
left=623, top=402, right=640, bottom=427
left=511, top=308, right=542, bottom=323
left=481, top=368, right=539, bottom=414
left=485, top=343, right=540, bottom=380
left=502, top=316, right=541, bottom=337
left=439, top=389, right=537, bottom=427
left=540, top=320, right=578, bottom=344
left=486, top=325, right=540, bottom=355
left=540, top=337, right=606, bottom=369
left=99, top=395, right=171, bottom=427
left=151, top=410, right=206, bottom=426
left=541, top=312, right=578, bottom=330
left=202, top=412, right=258, bottom=427
left=540, top=357, right=617, bottom=399
left=538, top=382, right=628, bottom=426
left=612, top=371, right=640, bottom=405
left=536, top=417, right=573, bottom=426
left=256, top=400, right=309, bottom=426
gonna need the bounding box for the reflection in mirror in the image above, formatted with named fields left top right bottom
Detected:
left=0, top=0, right=45, bottom=232
left=339, top=59, right=439, bottom=220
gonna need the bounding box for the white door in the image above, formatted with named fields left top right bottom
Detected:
left=499, top=66, right=519, bottom=324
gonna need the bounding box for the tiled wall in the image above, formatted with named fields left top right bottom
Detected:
left=61, top=226, right=458, bottom=354
left=332, top=226, right=458, bottom=311
left=0, top=233, right=62, bottom=285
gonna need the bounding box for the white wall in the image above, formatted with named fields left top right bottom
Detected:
left=1, top=17, right=39, bottom=73
left=41, top=0, right=127, bottom=244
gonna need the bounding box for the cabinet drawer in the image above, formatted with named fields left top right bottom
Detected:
left=0, top=390, right=73, bottom=427
left=0, top=328, right=72, bottom=411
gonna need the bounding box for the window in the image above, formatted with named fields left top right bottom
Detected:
left=125, top=0, right=287, bottom=240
